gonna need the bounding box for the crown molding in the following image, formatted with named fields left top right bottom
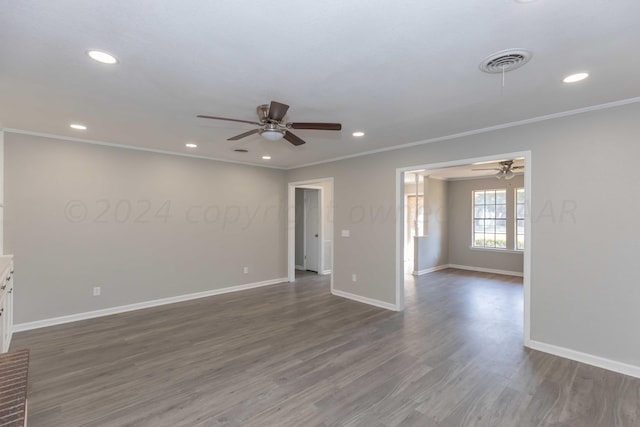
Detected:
left=289, top=96, right=640, bottom=170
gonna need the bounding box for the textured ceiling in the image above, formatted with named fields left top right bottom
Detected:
left=1, top=0, right=639, bottom=168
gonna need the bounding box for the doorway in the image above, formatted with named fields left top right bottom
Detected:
left=296, top=188, right=320, bottom=272
left=396, top=151, right=531, bottom=345
left=288, top=178, right=334, bottom=289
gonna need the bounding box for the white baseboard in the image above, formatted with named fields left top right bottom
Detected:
left=13, top=277, right=288, bottom=333
left=448, top=264, right=523, bottom=277
left=412, top=264, right=449, bottom=276
left=331, top=289, right=398, bottom=312
left=527, top=339, right=640, bottom=379
left=295, top=265, right=305, bottom=271
left=320, top=269, right=332, bottom=275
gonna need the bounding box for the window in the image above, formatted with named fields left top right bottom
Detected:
left=473, top=189, right=507, bottom=249
left=515, top=188, right=526, bottom=250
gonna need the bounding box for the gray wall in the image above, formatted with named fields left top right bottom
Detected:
left=5, top=133, right=288, bottom=324
left=414, top=177, right=449, bottom=272
left=286, top=101, right=640, bottom=368
left=448, top=175, right=524, bottom=273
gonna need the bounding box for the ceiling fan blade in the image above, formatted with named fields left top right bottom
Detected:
left=268, top=101, right=289, bottom=121
left=512, top=166, right=525, bottom=170
left=227, top=129, right=260, bottom=141
left=197, top=115, right=261, bottom=126
left=289, top=122, right=342, bottom=131
left=284, top=131, right=306, bottom=146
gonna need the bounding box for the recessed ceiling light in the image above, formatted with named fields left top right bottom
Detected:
left=69, top=124, right=87, bottom=130
left=87, top=50, right=118, bottom=64
left=563, top=72, right=589, bottom=83
left=262, top=155, right=271, bottom=160
left=185, top=143, right=198, bottom=148
left=352, top=131, right=365, bottom=137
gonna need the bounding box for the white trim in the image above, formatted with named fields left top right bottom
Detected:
left=527, top=340, right=640, bottom=379
left=291, top=97, right=640, bottom=170
left=3, top=129, right=286, bottom=170
left=412, top=264, right=449, bottom=276
left=295, top=265, right=305, bottom=271
left=331, top=289, right=399, bottom=311
left=448, top=264, right=523, bottom=277
left=395, top=169, right=405, bottom=311
left=320, top=269, right=332, bottom=275
left=523, top=153, right=532, bottom=344
left=469, top=247, right=524, bottom=255
left=13, top=277, right=287, bottom=332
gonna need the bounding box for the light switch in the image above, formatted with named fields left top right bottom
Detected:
left=341, top=230, right=350, bottom=237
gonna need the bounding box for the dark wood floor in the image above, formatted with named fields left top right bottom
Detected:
left=11, top=269, right=640, bottom=426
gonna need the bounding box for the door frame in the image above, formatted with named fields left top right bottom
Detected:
left=288, top=178, right=334, bottom=291
left=396, top=151, right=532, bottom=345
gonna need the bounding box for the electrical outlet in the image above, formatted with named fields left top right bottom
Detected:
left=93, top=286, right=101, bottom=296
left=352, top=274, right=357, bottom=282
left=243, top=267, right=249, bottom=274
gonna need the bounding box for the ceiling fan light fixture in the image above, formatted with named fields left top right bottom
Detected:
left=260, top=129, right=285, bottom=141
left=197, top=101, right=342, bottom=147
left=495, top=169, right=516, bottom=180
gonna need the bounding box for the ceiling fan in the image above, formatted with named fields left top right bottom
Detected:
left=197, top=101, right=341, bottom=146
left=472, top=160, right=524, bottom=180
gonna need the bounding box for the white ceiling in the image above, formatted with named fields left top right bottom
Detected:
left=405, top=158, right=525, bottom=182
left=1, top=1, right=639, bottom=168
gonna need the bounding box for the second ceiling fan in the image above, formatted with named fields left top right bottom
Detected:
left=197, top=101, right=341, bottom=146
left=472, top=160, right=524, bottom=180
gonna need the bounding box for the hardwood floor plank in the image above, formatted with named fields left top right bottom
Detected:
left=613, top=376, right=640, bottom=426
left=10, top=269, right=640, bottom=426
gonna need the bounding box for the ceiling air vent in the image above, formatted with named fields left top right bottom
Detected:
left=233, top=149, right=248, bottom=153
left=479, top=49, right=532, bottom=73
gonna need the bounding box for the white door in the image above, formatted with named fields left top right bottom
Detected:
left=304, top=189, right=321, bottom=272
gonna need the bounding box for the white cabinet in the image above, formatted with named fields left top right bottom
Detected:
left=0, top=256, right=14, bottom=353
